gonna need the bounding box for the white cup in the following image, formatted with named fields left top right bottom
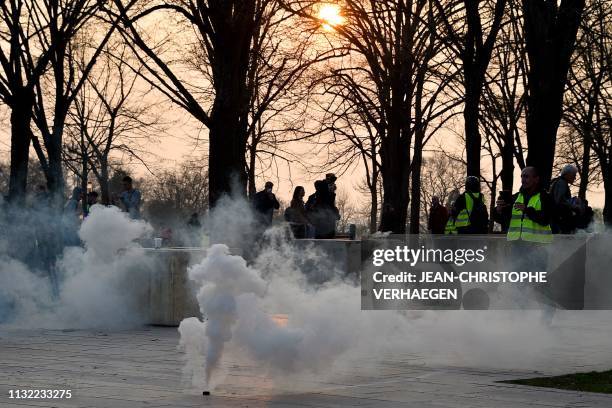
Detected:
left=153, top=238, right=163, bottom=249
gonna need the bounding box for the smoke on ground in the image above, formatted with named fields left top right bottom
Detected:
left=0, top=205, right=152, bottom=329
left=178, top=198, right=566, bottom=391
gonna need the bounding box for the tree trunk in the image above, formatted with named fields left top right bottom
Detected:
left=501, top=128, right=515, bottom=191
left=369, top=169, right=378, bottom=234
left=409, top=131, right=424, bottom=234
left=369, top=192, right=378, bottom=233
left=207, top=3, right=254, bottom=207
left=99, top=160, right=110, bottom=205
left=208, top=100, right=248, bottom=206
left=247, top=142, right=257, bottom=199
left=603, top=163, right=612, bottom=226
left=578, top=132, right=591, bottom=200
left=8, top=90, right=35, bottom=204
left=46, top=127, right=65, bottom=210
left=522, top=0, right=585, bottom=186
left=489, top=179, right=497, bottom=232
left=464, top=76, right=482, bottom=178
left=81, top=154, right=88, bottom=215
left=379, top=134, right=411, bottom=234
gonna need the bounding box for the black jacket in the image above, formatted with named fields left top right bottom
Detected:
left=253, top=190, right=280, bottom=225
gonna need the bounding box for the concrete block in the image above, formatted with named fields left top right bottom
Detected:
left=144, top=248, right=205, bottom=326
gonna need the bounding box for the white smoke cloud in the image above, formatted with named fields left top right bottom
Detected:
left=185, top=244, right=268, bottom=385
left=178, top=235, right=411, bottom=389
left=0, top=257, right=54, bottom=321
left=178, top=202, right=565, bottom=393
left=0, top=205, right=153, bottom=329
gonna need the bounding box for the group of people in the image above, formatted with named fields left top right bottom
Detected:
left=427, top=164, right=594, bottom=238
left=252, top=173, right=340, bottom=239
left=62, top=176, right=142, bottom=246
left=63, top=176, right=142, bottom=222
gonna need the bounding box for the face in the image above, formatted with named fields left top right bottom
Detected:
left=122, top=181, right=131, bottom=191
left=565, top=172, right=577, bottom=184
left=432, top=197, right=440, bottom=206
left=521, top=168, right=539, bottom=191
left=298, top=188, right=304, bottom=198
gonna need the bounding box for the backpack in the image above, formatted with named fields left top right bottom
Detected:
left=467, top=192, right=488, bottom=233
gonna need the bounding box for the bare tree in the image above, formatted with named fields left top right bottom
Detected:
left=64, top=42, right=164, bottom=205
left=244, top=3, right=336, bottom=197
left=521, top=0, right=586, bottom=185
left=289, top=0, right=461, bottom=233
left=420, top=153, right=465, bottom=228
left=561, top=0, right=611, bottom=223
left=0, top=158, right=47, bottom=197
left=142, top=162, right=209, bottom=223
left=0, top=0, right=58, bottom=203
left=314, top=63, right=381, bottom=233
left=555, top=129, right=601, bottom=200
left=480, top=0, right=527, bottom=192
left=432, top=0, right=507, bottom=179
left=113, top=0, right=328, bottom=208
left=335, top=189, right=358, bottom=233
left=23, top=1, right=138, bottom=207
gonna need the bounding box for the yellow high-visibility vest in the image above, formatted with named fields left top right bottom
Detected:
left=444, top=217, right=457, bottom=235
left=454, top=192, right=481, bottom=228
left=507, top=192, right=553, bottom=244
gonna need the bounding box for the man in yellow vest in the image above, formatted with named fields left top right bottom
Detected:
left=446, top=176, right=488, bottom=235
left=495, top=167, right=553, bottom=245
left=494, top=166, right=553, bottom=289
left=494, top=167, right=556, bottom=318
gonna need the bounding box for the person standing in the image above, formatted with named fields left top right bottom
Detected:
left=493, top=190, right=514, bottom=233
left=549, top=165, right=582, bottom=234
left=83, top=191, right=99, bottom=218
left=285, top=186, right=314, bottom=238
left=306, top=177, right=340, bottom=239
left=497, top=167, right=554, bottom=245
left=119, top=176, right=142, bottom=219
left=63, top=187, right=83, bottom=246
left=64, top=187, right=83, bottom=215
left=253, top=181, right=280, bottom=227
left=446, top=176, right=488, bottom=234
left=494, top=167, right=555, bottom=312
left=428, top=196, right=449, bottom=234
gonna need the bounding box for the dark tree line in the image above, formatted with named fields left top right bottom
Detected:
left=1, top=0, right=136, bottom=207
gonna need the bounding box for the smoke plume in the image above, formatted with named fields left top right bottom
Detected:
left=0, top=205, right=152, bottom=329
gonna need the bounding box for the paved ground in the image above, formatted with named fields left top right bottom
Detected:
left=2, top=312, right=612, bottom=408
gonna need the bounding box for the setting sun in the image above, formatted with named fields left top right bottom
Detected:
left=318, top=3, right=345, bottom=31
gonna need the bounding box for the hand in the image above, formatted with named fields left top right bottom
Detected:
left=514, top=203, right=526, bottom=212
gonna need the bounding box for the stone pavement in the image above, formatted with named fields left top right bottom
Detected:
left=2, top=312, right=612, bottom=408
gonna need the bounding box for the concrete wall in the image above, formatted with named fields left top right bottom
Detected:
left=140, top=234, right=612, bottom=325
left=144, top=248, right=205, bottom=326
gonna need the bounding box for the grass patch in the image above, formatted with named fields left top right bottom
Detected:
left=502, top=370, right=612, bottom=394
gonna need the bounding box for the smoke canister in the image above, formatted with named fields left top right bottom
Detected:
left=153, top=237, right=163, bottom=249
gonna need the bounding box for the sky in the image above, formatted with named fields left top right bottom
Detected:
left=0, top=3, right=605, bottom=212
